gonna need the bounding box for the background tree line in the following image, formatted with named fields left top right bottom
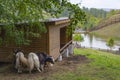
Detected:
left=74, top=7, right=120, bottom=31
left=79, top=7, right=108, bottom=31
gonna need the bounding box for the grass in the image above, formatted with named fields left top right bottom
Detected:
left=43, top=48, right=120, bottom=80
left=74, top=48, right=120, bottom=80
left=92, top=22, right=120, bottom=41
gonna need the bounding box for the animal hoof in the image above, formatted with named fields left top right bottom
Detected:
left=18, top=71, right=22, bottom=74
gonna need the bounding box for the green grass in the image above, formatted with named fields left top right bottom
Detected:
left=74, top=48, right=120, bottom=80
left=47, top=48, right=120, bottom=80
left=92, top=22, right=120, bottom=41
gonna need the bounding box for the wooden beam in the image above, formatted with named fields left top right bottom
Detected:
left=60, top=40, right=72, bottom=52
left=55, top=19, right=70, bottom=25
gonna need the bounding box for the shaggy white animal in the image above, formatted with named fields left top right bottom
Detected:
left=15, top=52, right=28, bottom=73
left=15, top=51, right=41, bottom=73
left=28, top=52, right=41, bottom=73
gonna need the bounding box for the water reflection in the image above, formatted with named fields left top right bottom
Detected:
left=79, top=34, right=120, bottom=51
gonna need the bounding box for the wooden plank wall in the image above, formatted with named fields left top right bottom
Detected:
left=22, top=33, right=48, bottom=54
left=0, top=32, right=48, bottom=62
left=0, top=47, right=14, bottom=62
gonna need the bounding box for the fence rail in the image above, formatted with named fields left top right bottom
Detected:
left=96, top=14, right=120, bottom=30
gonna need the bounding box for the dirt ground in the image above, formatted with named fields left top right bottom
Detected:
left=0, top=55, right=88, bottom=80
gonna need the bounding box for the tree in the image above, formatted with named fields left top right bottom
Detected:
left=0, top=0, right=86, bottom=46
left=106, top=38, right=114, bottom=50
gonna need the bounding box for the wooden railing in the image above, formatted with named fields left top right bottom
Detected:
left=60, top=40, right=72, bottom=52
left=96, top=15, right=120, bottom=30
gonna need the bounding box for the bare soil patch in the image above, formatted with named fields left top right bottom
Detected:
left=0, top=55, right=89, bottom=80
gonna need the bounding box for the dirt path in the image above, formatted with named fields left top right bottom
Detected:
left=0, top=55, right=88, bottom=80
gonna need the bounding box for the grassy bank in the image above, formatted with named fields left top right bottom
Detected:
left=74, top=48, right=120, bottom=80
left=42, top=48, right=120, bottom=80
left=48, top=48, right=120, bottom=80
left=92, top=22, right=120, bottom=41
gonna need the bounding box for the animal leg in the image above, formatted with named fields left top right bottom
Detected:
left=40, top=64, right=44, bottom=71
left=18, top=68, right=22, bottom=73
left=29, top=69, right=31, bottom=74
left=18, top=65, right=22, bottom=73
left=36, top=67, right=41, bottom=73
left=33, top=58, right=41, bottom=72
left=28, top=65, right=33, bottom=74
left=28, top=64, right=34, bottom=74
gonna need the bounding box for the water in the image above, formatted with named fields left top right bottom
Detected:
left=79, top=34, right=120, bottom=51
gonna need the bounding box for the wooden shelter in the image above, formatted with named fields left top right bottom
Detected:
left=0, top=18, right=72, bottom=62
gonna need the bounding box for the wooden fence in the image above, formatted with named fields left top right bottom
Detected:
left=95, top=14, right=120, bottom=30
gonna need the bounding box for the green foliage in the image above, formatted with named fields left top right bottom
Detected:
left=0, top=0, right=86, bottom=46
left=106, top=38, right=114, bottom=49
left=82, top=14, right=100, bottom=31
left=80, top=7, right=107, bottom=31
left=107, top=9, right=120, bottom=18
left=83, top=7, right=107, bottom=18
left=58, top=2, right=86, bottom=34
left=73, top=34, right=84, bottom=42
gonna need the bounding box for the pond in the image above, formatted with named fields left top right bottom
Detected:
left=78, top=34, right=120, bottom=51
